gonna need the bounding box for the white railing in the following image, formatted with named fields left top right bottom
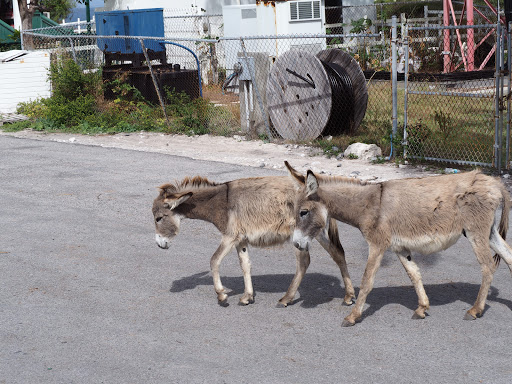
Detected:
left=60, top=16, right=96, bottom=34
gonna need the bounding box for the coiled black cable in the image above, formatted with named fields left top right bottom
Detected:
left=321, top=60, right=355, bottom=135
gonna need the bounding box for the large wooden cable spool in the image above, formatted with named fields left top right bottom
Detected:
left=266, top=49, right=367, bottom=140
left=266, top=50, right=332, bottom=141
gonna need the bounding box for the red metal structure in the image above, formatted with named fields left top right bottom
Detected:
left=443, top=0, right=505, bottom=72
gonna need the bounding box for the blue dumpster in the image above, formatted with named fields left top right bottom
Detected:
left=96, top=8, right=166, bottom=65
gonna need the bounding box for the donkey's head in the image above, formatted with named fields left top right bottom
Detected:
left=285, top=163, right=328, bottom=252
left=152, top=184, right=192, bottom=249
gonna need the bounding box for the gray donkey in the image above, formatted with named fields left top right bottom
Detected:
left=288, top=163, right=512, bottom=326
left=152, top=169, right=355, bottom=307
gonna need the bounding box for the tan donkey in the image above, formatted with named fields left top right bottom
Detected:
left=287, top=162, right=512, bottom=326
left=152, top=171, right=355, bottom=307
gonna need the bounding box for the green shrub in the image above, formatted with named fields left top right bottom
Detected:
left=0, top=119, right=33, bottom=132
left=108, top=77, right=145, bottom=104
left=9, top=55, right=239, bottom=136
left=16, top=99, right=48, bottom=119
left=49, top=56, right=100, bottom=100
left=433, top=110, right=453, bottom=142
left=42, top=94, right=97, bottom=127
left=164, top=88, right=211, bottom=135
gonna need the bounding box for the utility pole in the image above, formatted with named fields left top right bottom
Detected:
left=85, top=0, right=91, bottom=34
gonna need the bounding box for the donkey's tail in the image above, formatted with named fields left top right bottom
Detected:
left=327, top=218, right=344, bottom=252
left=494, top=185, right=511, bottom=266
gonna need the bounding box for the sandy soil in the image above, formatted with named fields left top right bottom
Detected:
left=0, top=129, right=440, bottom=181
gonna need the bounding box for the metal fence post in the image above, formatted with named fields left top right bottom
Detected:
left=403, top=23, right=409, bottom=160
left=139, top=38, right=169, bottom=124
left=239, top=37, right=272, bottom=140
left=507, top=22, right=511, bottom=170
left=67, top=37, right=78, bottom=65
left=424, top=5, right=428, bottom=39
left=495, top=23, right=502, bottom=171
left=391, top=15, right=398, bottom=158
left=499, top=25, right=505, bottom=174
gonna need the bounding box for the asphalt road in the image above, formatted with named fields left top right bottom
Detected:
left=1, top=135, right=512, bottom=384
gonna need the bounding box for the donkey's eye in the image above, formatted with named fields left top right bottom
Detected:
left=156, top=216, right=163, bottom=223
left=299, top=209, right=309, bottom=218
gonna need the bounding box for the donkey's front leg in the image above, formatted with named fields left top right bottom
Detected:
left=236, top=242, right=255, bottom=305
left=277, top=248, right=310, bottom=307
left=343, top=244, right=386, bottom=326
left=316, top=227, right=355, bottom=305
left=210, top=238, right=234, bottom=306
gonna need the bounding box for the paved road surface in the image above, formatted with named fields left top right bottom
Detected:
left=1, top=135, right=512, bottom=383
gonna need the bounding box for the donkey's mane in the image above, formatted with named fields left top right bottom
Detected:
left=316, top=174, right=368, bottom=186
left=159, top=176, right=219, bottom=195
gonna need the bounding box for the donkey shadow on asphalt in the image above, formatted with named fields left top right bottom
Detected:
left=170, top=271, right=512, bottom=313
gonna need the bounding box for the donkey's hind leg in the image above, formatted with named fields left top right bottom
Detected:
left=210, top=238, right=234, bottom=306
left=316, top=228, right=355, bottom=305
left=490, top=225, right=512, bottom=275
left=465, top=233, right=496, bottom=320
left=277, top=248, right=310, bottom=307
left=396, top=251, right=430, bottom=319
left=236, top=241, right=255, bottom=305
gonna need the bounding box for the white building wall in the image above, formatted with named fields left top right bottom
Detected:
left=103, top=0, right=254, bottom=15
left=0, top=51, right=52, bottom=113
left=223, top=1, right=325, bottom=70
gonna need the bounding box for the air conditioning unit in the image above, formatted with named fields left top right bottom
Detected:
left=290, top=1, right=321, bottom=22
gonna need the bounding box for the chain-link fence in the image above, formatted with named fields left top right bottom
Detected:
left=402, top=19, right=510, bottom=170
left=16, top=2, right=511, bottom=169
left=21, top=14, right=390, bottom=143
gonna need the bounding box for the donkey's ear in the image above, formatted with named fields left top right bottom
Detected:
left=164, top=192, right=192, bottom=210
left=158, top=183, right=174, bottom=198
left=305, top=170, right=319, bottom=196
left=284, top=161, right=305, bottom=188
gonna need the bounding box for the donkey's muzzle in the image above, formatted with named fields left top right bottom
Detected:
left=155, top=234, right=171, bottom=249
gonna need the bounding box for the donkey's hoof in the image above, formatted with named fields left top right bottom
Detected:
left=411, top=312, right=426, bottom=320
left=218, top=299, right=229, bottom=307
left=276, top=302, right=288, bottom=308
left=238, top=296, right=255, bottom=306
left=341, top=319, right=355, bottom=327
left=464, top=312, right=477, bottom=321
left=342, top=298, right=355, bottom=306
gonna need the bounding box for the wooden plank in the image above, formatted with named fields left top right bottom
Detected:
left=0, top=113, right=29, bottom=126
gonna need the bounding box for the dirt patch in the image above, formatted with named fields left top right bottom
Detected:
left=0, top=129, right=458, bottom=181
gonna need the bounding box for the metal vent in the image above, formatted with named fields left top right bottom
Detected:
left=241, top=8, right=257, bottom=19
left=290, top=4, right=298, bottom=20
left=298, top=2, right=312, bottom=19
left=313, top=1, right=320, bottom=19
left=290, top=1, right=321, bottom=21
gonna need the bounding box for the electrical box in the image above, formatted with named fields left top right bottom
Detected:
left=238, top=57, right=255, bottom=81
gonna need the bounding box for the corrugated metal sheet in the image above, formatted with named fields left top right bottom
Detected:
left=0, top=50, right=27, bottom=63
